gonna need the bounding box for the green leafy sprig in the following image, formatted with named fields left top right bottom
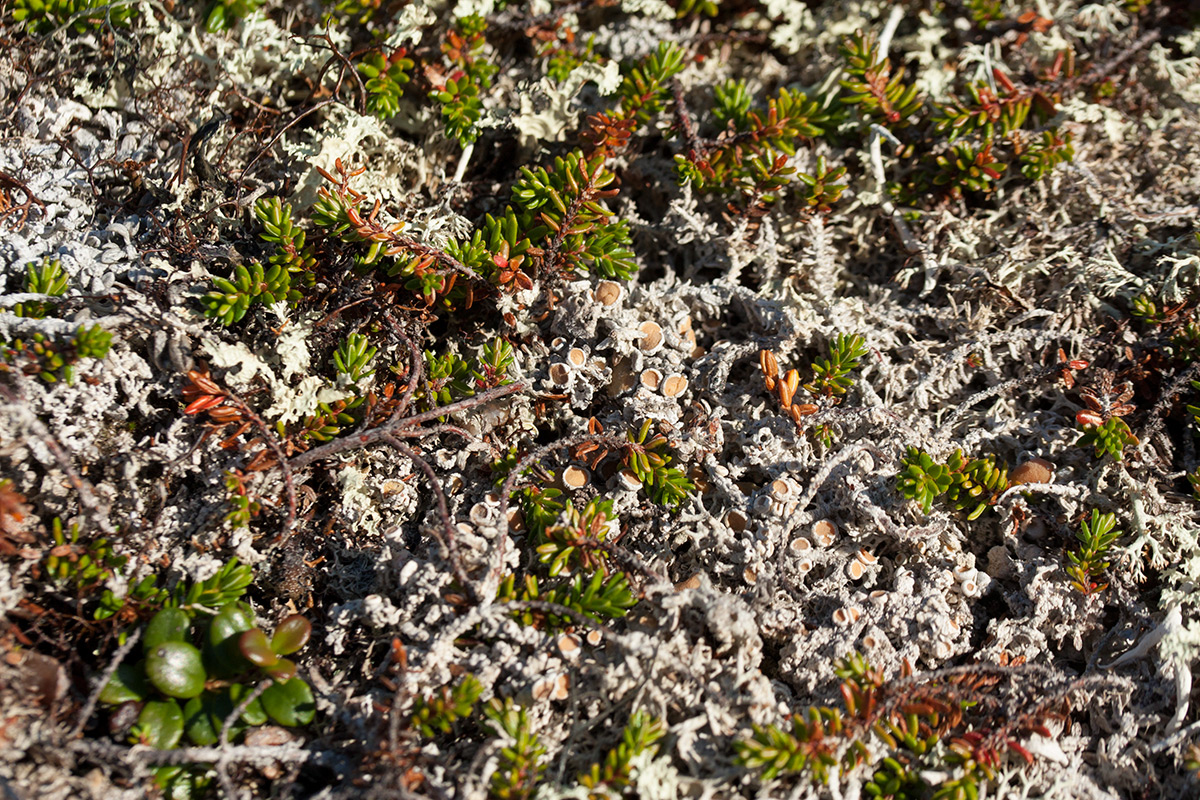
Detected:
left=540, top=31, right=600, bottom=83
left=623, top=420, right=695, bottom=509
left=804, top=333, right=868, bottom=398
left=359, top=49, right=415, bottom=120
left=333, top=333, right=378, bottom=385
left=735, top=708, right=848, bottom=782
left=615, top=42, right=687, bottom=125
left=1066, top=510, right=1121, bottom=594
left=223, top=470, right=262, bottom=528
left=511, top=150, right=637, bottom=281
left=839, top=31, right=923, bottom=126
left=484, top=698, right=547, bottom=800
left=932, top=141, right=1007, bottom=197
left=932, top=71, right=1035, bottom=142
left=410, top=674, right=484, bottom=737
left=1, top=324, right=112, bottom=384
left=897, top=447, right=1010, bottom=519
left=944, top=450, right=1010, bottom=521
left=13, top=0, right=135, bottom=34
left=537, top=498, right=617, bottom=577
left=579, top=711, right=666, bottom=796
left=446, top=208, right=535, bottom=292
left=177, top=557, right=255, bottom=612
left=896, top=447, right=952, bottom=515
left=676, top=85, right=830, bottom=192
left=13, top=258, right=68, bottom=319
left=496, top=571, right=636, bottom=630
left=44, top=518, right=126, bottom=592
left=202, top=261, right=300, bottom=325
left=255, top=197, right=317, bottom=284
left=796, top=156, right=849, bottom=214
left=1019, top=129, right=1075, bottom=181
left=1076, top=417, right=1138, bottom=461
left=431, top=15, right=499, bottom=148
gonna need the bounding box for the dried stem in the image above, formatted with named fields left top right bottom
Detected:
left=0, top=381, right=118, bottom=536
left=222, top=389, right=297, bottom=546
left=68, top=737, right=344, bottom=768
left=0, top=168, right=47, bottom=229
left=220, top=679, right=273, bottom=748
left=71, top=627, right=142, bottom=738
left=288, top=381, right=525, bottom=471
left=383, top=434, right=476, bottom=600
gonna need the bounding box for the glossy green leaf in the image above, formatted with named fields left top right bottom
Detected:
left=261, top=678, right=315, bottom=727
left=145, top=642, right=206, bottom=699
left=183, top=694, right=218, bottom=746
left=134, top=698, right=184, bottom=749
left=99, top=662, right=150, bottom=705
left=270, top=615, right=311, bottom=656
left=208, top=602, right=255, bottom=648
left=144, top=608, right=191, bottom=652
left=183, top=690, right=237, bottom=748
left=261, top=657, right=296, bottom=682
left=229, top=682, right=267, bottom=726
left=207, top=602, right=256, bottom=675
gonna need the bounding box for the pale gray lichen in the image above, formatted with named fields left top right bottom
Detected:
left=4, top=3, right=1200, bottom=800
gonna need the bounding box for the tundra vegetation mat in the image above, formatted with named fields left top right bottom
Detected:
left=2, top=0, right=1200, bottom=798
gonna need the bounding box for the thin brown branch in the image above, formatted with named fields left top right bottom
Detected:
left=288, top=381, right=525, bottom=471
left=222, top=390, right=298, bottom=546
left=1060, top=29, right=1162, bottom=93
left=382, top=434, right=476, bottom=599
left=384, top=313, right=424, bottom=425
left=0, top=381, right=117, bottom=536
left=0, top=168, right=47, bottom=229
left=235, top=96, right=338, bottom=205
left=71, top=627, right=142, bottom=738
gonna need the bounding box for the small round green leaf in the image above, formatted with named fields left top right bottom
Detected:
left=155, top=765, right=208, bottom=800
left=207, top=602, right=256, bottom=676
left=183, top=695, right=217, bottom=746
left=261, top=678, right=315, bottom=727
left=134, top=698, right=184, bottom=749
left=144, top=608, right=191, bottom=652
left=270, top=615, right=311, bottom=656
left=229, top=683, right=267, bottom=726
left=185, top=690, right=239, bottom=747
left=208, top=602, right=255, bottom=649
left=100, top=662, right=150, bottom=705
left=146, top=642, right=206, bottom=699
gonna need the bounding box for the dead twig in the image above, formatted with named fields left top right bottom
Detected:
left=0, top=381, right=118, bottom=536
left=221, top=389, right=298, bottom=547
left=67, top=737, right=346, bottom=768
left=383, top=433, right=475, bottom=596
left=213, top=678, right=275, bottom=800
left=71, top=627, right=142, bottom=738
left=171, top=113, right=228, bottom=188
left=1059, top=29, right=1162, bottom=94
left=288, top=381, right=525, bottom=472
left=0, top=169, right=47, bottom=230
